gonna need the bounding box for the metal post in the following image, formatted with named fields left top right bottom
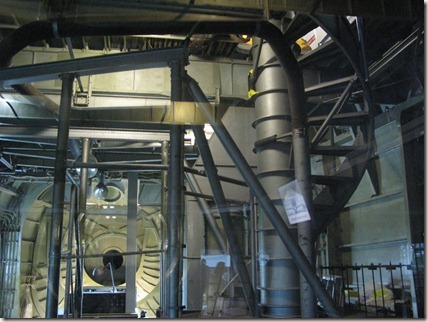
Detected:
left=166, top=125, right=184, bottom=318
left=166, top=60, right=184, bottom=318
left=185, top=74, right=340, bottom=318
left=73, top=205, right=82, bottom=318
left=160, top=140, right=169, bottom=316
left=294, top=128, right=317, bottom=318
left=356, top=17, right=369, bottom=82
left=378, top=264, right=386, bottom=312
left=126, top=172, right=138, bottom=313
left=361, top=266, right=368, bottom=317
left=354, top=265, right=361, bottom=312
left=45, top=73, right=74, bottom=318
left=192, top=124, right=260, bottom=317
left=249, top=192, right=259, bottom=310
left=369, top=264, right=378, bottom=316
left=64, top=185, right=77, bottom=318
left=386, top=263, right=397, bottom=313
left=79, top=138, right=90, bottom=214
left=184, top=159, right=227, bottom=252
left=75, top=137, right=90, bottom=317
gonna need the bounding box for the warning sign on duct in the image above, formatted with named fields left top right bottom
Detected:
left=278, top=180, right=311, bottom=225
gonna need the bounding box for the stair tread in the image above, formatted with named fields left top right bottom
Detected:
left=312, top=174, right=354, bottom=185
left=311, top=145, right=367, bottom=156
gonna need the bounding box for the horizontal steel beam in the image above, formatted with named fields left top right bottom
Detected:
left=0, top=117, right=172, bottom=131
left=0, top=125, right=169, bottom=141
left=71, top=161, right=168, bottom=171
left=0, top=46, right=187, bottom=86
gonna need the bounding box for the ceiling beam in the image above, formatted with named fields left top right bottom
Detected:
left=0, top=46, right=187, bottom=86
left=0, top=125, right=169, bottom=142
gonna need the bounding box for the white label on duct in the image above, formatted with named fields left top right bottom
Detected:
left=278, top=180, right=311, bottom=225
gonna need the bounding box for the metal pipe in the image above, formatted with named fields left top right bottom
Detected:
left=185, top=167, right=247, bottom=187
left=184, top=159, right=227, bottom=252
left=191, top=124, right=260, bottom=317
left=79, top=139, right=90, bottom=215
left=294, top=129, right=317, bottom=318
left=64, top=184, right=77, bottom=318
left=166, top=125, right=184, bottom=318
left=355, top=17, right=369, bottom=82
left=73, top=161, right=167, bottom=171
left=75, top=137, right=90, bottom=318
left=183, top=190, right=244, bottom=204
left=185, top=74, right=340, bottom=318
left=73, top=202, right=82, bottom=318
left=160, top=140, right=168, bottom=316
left=249, top=193, right=258, bottom=301
left=63, top=249, right=163, bottom=260
left=45, top=73, right=74, bottom=318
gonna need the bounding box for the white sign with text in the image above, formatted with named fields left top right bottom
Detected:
left=278, top=180, right=311, bottom=225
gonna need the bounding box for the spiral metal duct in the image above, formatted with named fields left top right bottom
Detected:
left=253, top=36, right=299, bottom=317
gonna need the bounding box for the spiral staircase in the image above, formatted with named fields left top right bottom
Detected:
left=284, top=14, right=421, bottom=239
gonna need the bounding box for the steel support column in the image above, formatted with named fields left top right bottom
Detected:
left=45, top=73, right=74, bottom=318
left=185, top=74, right=340, bottom=318
left=192, top=124, right=260, bottom=317
left=160, top=140, right=169, bottom=315
left=166, top=60, right=185, bottom=318
left=64, top=184, right=77, bottom=318
left=294, top=129, right=317, bottom=318
left=126, top=172, right=138, bottom=313
left=166, top=125, right=184, bottom=318
left=74, top=137, right=91, bottom=317
left=249, top=193, right=258, bottom=304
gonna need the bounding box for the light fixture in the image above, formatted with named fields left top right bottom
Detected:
left=94, top=172, right=108, bottom=200
left=75, top=153, right=98, bottom=178
left=103, top=182, right=125, bottom=202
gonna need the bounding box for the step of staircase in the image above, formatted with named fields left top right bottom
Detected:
left=311, top=174, right=354, bottom=186
left=311, top=145, right=366, bottom=156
